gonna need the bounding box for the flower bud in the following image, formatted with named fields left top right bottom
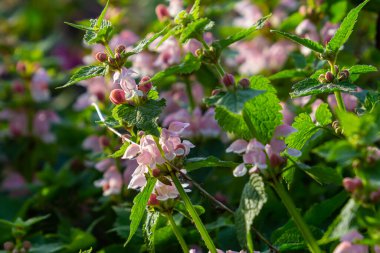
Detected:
left=370, top=189, right=380, bottom=203
left=211, top=89, right=221, bottom=96
left=138, top=76, right=153, bottom=93
left=222, top=73, right=235, bottom=88
left=95, top=52, right=108, bottom=63
left=147, top=194, right=159, bottom=206
left=108, top=56, right=117, bottom=66
left=3, top=242, right=14, bottom=251
left=138, top=131, right=145, bottom=136
left=318, top=74, right=326, bottom=83
left=325, top=71, right=334, bottom=82
left=115, top=53, right=122, bottom=62
left=152, top=168, right=161, bottom=177
left=343, top=177, right=362, bottom=193
left=155, top=4, right=170, bottom=22
left=109, top=89, right=127, bottom=105
left=16, top=61, right=26, bottom=74
left=334, top=65, right=339, bottom=74
left=98, top=136, right=110, bottom=148
left=12, top=81, right=25, bottom=94
left=22, top=241, right=31, bottom=250
left=239, top=78, right=250, bottom=89
left=269, top=153, right=285, bottom=168
left=115, top=44, right=126, bottom=54
left=338, top=69, right=349, bottom=81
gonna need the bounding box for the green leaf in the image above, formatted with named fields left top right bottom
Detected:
left=79, top=248, right=93, bottom=253
left=204, top=88, right=265, bottom=113
left=190, top=0, right=201, bottom=19
left=286, top=113, right=319, bottom=150
left=326, top=0, right=370, bottom=56
left=214, top=15, right=271, bottom=49
left=315, top=103, right=332, bottom=126
left=243, top=76, right=282, bottom=143
left=84, top=19, right=113, bottom=45
left=143, top=212, right=159, bottom=252
left=175, top=202, right=205, bottom=221
left=185, top=156, right=239, bottom=172
left=150, top=53, right=201, bottom=83
left=109, top=142, right=130, bottom=158
left=320, top=199, right=358, bottom=244
left=125, top=177, right=157, bottom=246
left=96, top=0, right=109, bottom=29
left=180, top=18, right=214, bottom=43
left=271, top=30, right=325, bottom=54
left=296, top=163, right=342, bottom=185
left=290, top=78, right=356, bottom=98
left=112, top=99, right=166, bottom=136
left=269, top=69, right=309, bottom=80
left=58, top=65, right=107, bottom=89
left=64, top=22, right=95, bottom=31
left=349, top=65, right=378, bottom=74
left=235, top=174, right=267, bottom=249
left=214, top=106, right=251, bottom=139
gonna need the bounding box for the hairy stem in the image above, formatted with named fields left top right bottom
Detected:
left=184, top=77, right=195, bottom=111
left=170, top=172, right=217, bottom=253
left=271, top=178, right=322, bottom=253
left=166, top=213, right=189, bottom=253
left=328, top=61, right=346, bottom=112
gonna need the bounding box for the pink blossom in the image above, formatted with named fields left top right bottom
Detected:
left=95, top=159, right=115, bottom=172
left=154, top=181, right=180, bottom=200
left=184, top=39, right=202, bottom=56
left=94, top=166, right=123, bottom=196
left=280, top=102, right=295, bottom=125
left=33, top=110, right=60, bottom=143
left=233, top=0, right=262, bottom=28
left=1, top=171, right=28, bottom=197
left=0, top=109, right=28, bottom=137
left=31, top=68, right=50, bottom=102
left=73, top=77, right=109, bottom=110
left=295, top=20, right=320, bottom=55
left=321, top=22, right=339, bottom=45
left=168, top=0, right=183, bottom=17
left=327, top=93, right=358, bottom=112
left=152, top=37, right=181, bottom=69
left=374, top=246, right=380, bottom=253
left=110, top=30, right=139, bottom=49
left=333, top=230, right=368, bottom=253
left=82, top=135, right=103, bottom=153
left=130, top=52, right=156, bottom=76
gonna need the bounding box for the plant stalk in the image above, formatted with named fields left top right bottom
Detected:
left=184, top=77, right=195, bottom=111
left=170, top=172, right=217, bottom=253
left=166, top=213, right=189, bottom=253
left=271, top=178, right=322, bottom=253
left=328, top=61, right=346, bottom=112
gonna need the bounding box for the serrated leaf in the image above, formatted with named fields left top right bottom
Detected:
left=95, top=0, right=109, bottom=29
left=290, top=78, right=356, bottom=98
left=84, top=19, right=113, bottom=45
left=243, top=76, right=282, bottom=143
left=326, top=0, right=370, bottom=56
left=296, top=163, right=342, bottom=185
left=190, top=0, right=201, bottom=19
left=271, top=30, right=324, bottom=54
left=205, top=88, right=265, bottom=113
left=286, top=113, right=319, bottom=150
left=109, top=142, right=130, bottom=159
left=64, top=22, right=95, bottom=31
left=180, top=18, right=213, bottom=43
left=143, top=211, right=159, bottom=252
left=214, top=106, right=251, bottom=139
left=320, top=199, right=358, bottom=243
left=58, top=65, right=107, bottom=89
left=150, top=53, right=201, bottom=83
left=175, top=202, right=205, bottom=221
left=235, top=174, right=267, bottom=249
left=349, top=65, right=378, bottom=74
left=269, top=69, right=308, bottom=80
left=315, top=103, right=332, bottom=126
left=112, top=99, right=166, bottom=136
left=185, top=156, right=239, bottom=172
left=214, top=15, right=271, bottom=49
left=125, top=177, right=157, bottom=246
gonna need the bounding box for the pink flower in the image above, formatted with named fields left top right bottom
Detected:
left=154, top=181, right=180, bottom=200
left=333, top=230, right=368, bottom=253
left=110, top=30, right=139, bottom=49
left=184, top=39, right=202, bottom=56
left=95, top=159, right=114, bottom=172
left=130, top=52, right=156, bottom=76
left=31, top=68, right=50, bottom=102
left=233, top=0, right=262, bottom=28
left=82, top=135, right=103, bottom=153
left=1, top=171, right=28, bottom=197
left=168, top=0, right=183, bottom=17
left=33, top=110, right=60, bottom=143
left=0, top=109, right=28, bottom=137
left=152, top=37, right=181, bottom=69
left=73, top=77, right=109, bottom=110
left=94, top=166, right=123, bottom=196
left=327, top=93, right=358, bottom=112
left=295, top=20, right=320, bottom=55
left=321, top=22, right=339, bottom=45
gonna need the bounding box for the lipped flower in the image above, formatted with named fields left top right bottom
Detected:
left=226, top=125, right=300, bottom=177
left=94, top=165, right=123, bottom=196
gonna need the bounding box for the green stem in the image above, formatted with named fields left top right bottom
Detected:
left=104, top=43, right=114, bottom=57
left=272, top=179, right=322, bottom=253
left=328, top=61, right=346, bottom=112
left=215, top=62, right=225, bottom=77
left=166, top=213, right=189, bottom=253
left=307, top=0, right=316, bottom=9
left=184, top=77, right=195, bottom=111
left=170, top=172, right=217, bottom=253
left=247, top=230, right=254, bottom=253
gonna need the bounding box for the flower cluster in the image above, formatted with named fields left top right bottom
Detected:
left=226, top=125, right=301, bottom=177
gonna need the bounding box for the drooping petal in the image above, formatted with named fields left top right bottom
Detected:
left=122, top=143, right=141, bottom=159
left=226, top=139, right=248, bottom=153
left=233, top=163, right=247, bottom=177
left=287, top=148, right=302, bottom=157
left=247, top=139, right=265, bottom=151
left=274, top=124, right=296, bottom=138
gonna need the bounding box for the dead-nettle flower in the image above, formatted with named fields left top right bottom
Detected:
left=226, top=125, right=301, bottom=177
left=122, top=122, right=194, bottom=200
left=333, top=230, right=368, bottom=253
left=150, top=36, right=181, bottom=69
left=94, top=165, right=123, bottom=196
left=31, top=68, right=50, bottom=102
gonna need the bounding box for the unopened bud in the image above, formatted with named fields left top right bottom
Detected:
left=343, top=177, right=362, bottom=193
left=109, top=89, right=127, bottom=105
left=138, top=76, right=153, bottom=93
left=16, top=61, right=26, bottom=74
left=370, top=189, right=380, bottom=203
left=269, top=153, right=285, bottom=168
left=138, top=131, right=145, bottom=136
left=338, top=69, right=349, bottom=81
left=95, top=52, right=108, bottom=63
left=152, top=168, right=161, bottom=177
left=147, top=194, right=159, bottom=206
left=98, top=136, right=110, bottom=148
left=12, top=81, right=25, bottom=94
left=325, top=71, right=334, bottom=82
left=108, top=56, right=116, bottom=66
left=115, top=53, right=122, bottom=62
left=239, top=78, right=250, bottom=89
left=22, top=241, right=31, bottom=250
left=115, top=44, right=126, bottom=54
left=222, top=73, right=235, bottom=88
left=211, top=89, right=221, bottom=96
left=155, top=4, right=170, bottom=22
left=318, top=74, right=326, bottom=83
left=3, top=242, right=14, bottom=251
left=334, top=65, right=339, bottom=74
